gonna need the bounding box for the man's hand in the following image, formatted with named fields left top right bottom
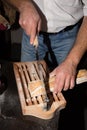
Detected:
left=51, top=59, right=77, bottom=93
left=19, top=1, right=41, bottom=44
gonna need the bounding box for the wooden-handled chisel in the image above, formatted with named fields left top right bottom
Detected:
left=33, top=36, right=49, bottom=110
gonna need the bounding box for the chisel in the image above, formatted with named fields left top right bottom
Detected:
left=33, top=36, right=49, bottom=110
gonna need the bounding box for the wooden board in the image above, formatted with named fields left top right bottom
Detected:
left=13, top=60, right=66, bottom=119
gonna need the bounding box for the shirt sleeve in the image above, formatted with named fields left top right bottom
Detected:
left=82, top=0, right=87, bottom=16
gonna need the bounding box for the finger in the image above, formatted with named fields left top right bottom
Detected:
left=19, top=16, right=26, bottom=28
left=63, top=76, right=70, bottom=91
left=19, top=18, right=32, bottom=37
left=54, top=76, right=65, bottom=93
left=29, top=19, right=40, bottom=44
left=37, top=20, right=41, bottom=33
left=70, top=76, right=75, bottom=89
left=30, top=25, right=37, bottom=44
left=30, top=34, right=36, bottom=45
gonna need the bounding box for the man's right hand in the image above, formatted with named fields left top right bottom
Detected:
left=18, top=1, right=41, bottom=44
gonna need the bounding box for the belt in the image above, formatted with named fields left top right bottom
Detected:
left=39, top=18, right=83, bottom=36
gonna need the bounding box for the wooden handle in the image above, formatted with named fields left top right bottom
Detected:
left=33, top=36, right=38, bottom=48
left=77, top=69, right=87, bottom=78
left=76, top=69, right=87, bottom=84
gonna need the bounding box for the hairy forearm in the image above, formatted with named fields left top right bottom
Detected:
left=66, top=16, right=87, bottom=67
left=4, top=0, right=32, bottom=12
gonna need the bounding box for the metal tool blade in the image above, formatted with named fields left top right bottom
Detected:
left=34, top=37, right=49, bottom=110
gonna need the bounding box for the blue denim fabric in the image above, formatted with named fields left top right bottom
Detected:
left=21, top=22, right=80, bottom=69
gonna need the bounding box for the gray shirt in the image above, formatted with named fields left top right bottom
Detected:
left=34, top=0, right=87, bottom=32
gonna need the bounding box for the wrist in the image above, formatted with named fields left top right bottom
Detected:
left=65, top=55, right=80, bottom=69
left=65, top=45, right=85, bottom=69
left=18, top=0, right=33, bottom=13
